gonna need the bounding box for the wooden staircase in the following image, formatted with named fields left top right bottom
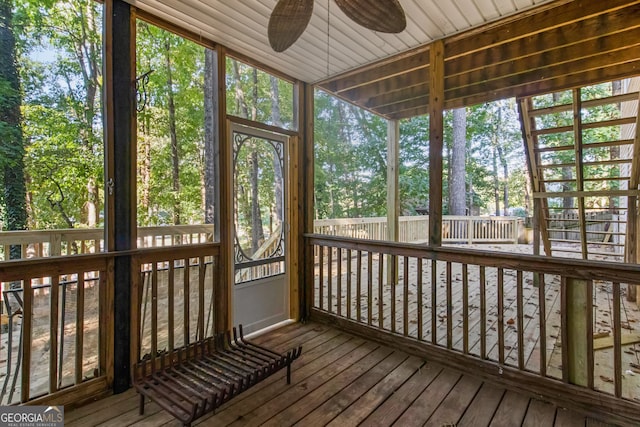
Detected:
left=518, top=78, right=640, bottom=263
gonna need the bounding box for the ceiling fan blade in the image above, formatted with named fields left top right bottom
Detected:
left=334, top=0, right=406, bottom=33
left=268, top=0, right=314, bottom=52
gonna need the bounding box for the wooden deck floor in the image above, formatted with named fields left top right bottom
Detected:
left=66, top=322, right=617, bottom=427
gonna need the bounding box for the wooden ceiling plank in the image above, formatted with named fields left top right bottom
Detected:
left=321, top=49, right=430, bottom=94
left=447, top=19, right=640, bottom=91
left=445, top=50, right=640, bottom=106
left=444, top=60, right=640, bottom=109
left=446, top=6, right=640, bottom=81
left=389, top=106, right=429, bottom=120
left=374, top=96, right=430, bottom=116
left=445, top=0, right=640, bottom=59
left=341, top=68, right=430, bottom=105
left=364, top=83, right=429, bottom=109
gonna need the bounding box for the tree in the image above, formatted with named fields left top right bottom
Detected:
left=203, top=48, right=216, bottom=225
left=163, top=36, right=181, bottom=224
left=449, top=108, right=466, bottom=215
left=0, top=0, right=28, bottom=259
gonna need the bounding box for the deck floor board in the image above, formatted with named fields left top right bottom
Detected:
left=66, top=322, right=620, bottom=427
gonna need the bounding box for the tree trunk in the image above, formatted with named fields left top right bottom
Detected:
left=76, top=4, right=101, bottom=227
left=562, top=167, right=574, bottom=209
left=496, top=143, right=509, bottom=215
left=269, top=76, right=284, bottom=224
left=164, top=38, right=181, bottom=224
left=492, top=144, right=500, bottom=216
left=450, top=108, right=466, bottom=215
left=250, top=150, right=264, bottom=253
left=0, top=0, right=28, bottom=260
left=203, top=48, right=217, bottom=225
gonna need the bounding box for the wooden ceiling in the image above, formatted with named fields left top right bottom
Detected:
left=317, top=0, right=640, bottom=120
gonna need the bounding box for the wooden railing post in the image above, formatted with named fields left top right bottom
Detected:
left=563, top=277, right=593, bottom=387
left=467, top=218, right=473, bottom=244
left=50, top=233, right=62, bottom=257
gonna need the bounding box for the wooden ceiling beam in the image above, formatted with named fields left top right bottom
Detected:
left=444, top=56, right=640, bottom=110
left=446, top=6, right=640, bottom=81
left=445, top=0, right=640, bottom=59
left=444, top=60, right=640, bottom=110
left=338, top=67, right=429, bottom=104
left=389, top=105, right=429, bottom=120
left=363, top=84, right=428, bottom=109
left=373, top=95, right=430, bottom=117
left=322, top=48, right=429, bottom=94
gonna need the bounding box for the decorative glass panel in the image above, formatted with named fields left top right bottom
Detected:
left=233, top=130, right=285, bottom=283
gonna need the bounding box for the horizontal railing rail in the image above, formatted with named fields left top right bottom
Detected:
left=306, top=233, right=640, bottom=425
left=314, top=215, right=522, bottom=244
left=0, top=224, right=215, bottom=261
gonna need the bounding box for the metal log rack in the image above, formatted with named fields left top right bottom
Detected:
left=133, top=325, right=302, bottom=427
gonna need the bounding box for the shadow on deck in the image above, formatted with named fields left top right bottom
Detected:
left=66, top=322, right=616, bottom=427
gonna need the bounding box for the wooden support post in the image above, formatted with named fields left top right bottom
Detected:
left=301, top=82, right=315, bottom=320
left=387, top=120, right=399, bottom=285
left=104, top=0, right=135, bottom=394
left=214, top=46, right=230, bottom=335
left=572, top=89, right=589, bottom=260
left=626, top=90, right=640, bottom=302
left=429, top=40, right=444, bottom=247
left=565, top=277, right=592, bottom=387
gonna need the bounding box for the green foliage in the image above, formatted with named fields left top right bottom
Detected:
left=136, top=22, right=207, bottom=225
left=226, top=59, right=294, bottom=128
left=314, top=90, right=388, bottom=219
left=11, top=0, right=103, bottom=229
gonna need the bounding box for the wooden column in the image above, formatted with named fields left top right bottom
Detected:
left=104, top=0, right=135, bottom=394
left=299, top=82, right=315, bottom=320
left=429, top=40, right=444, bottom=247
left=564, top=277, right=593, bottom=387
left=387, top=120, right=400, bottom=284
left=214, top=45, right=230, bottom=335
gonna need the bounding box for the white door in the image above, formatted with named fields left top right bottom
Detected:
left=231, top=123, right=289, bottom=334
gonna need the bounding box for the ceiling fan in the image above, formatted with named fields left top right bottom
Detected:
left=268, top=0, right=407, bottom=52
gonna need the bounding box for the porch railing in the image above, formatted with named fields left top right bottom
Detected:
left=306, top=234, right=640, bottom=424
left=0, top=242, right=221, bottom=407
left=0, top=224, right=214, bottom=261
left=132, top=244, right=219, bottom=365
left=0, top=254, right=112, bottom=406
left=313, top=215, right=522, bottom=244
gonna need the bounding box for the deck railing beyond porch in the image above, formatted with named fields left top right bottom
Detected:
left=0, top=224, right=214, bottom=261
left=307, top=234, right=640, bottom=425
left=314, top=215, right=522, bottom=244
